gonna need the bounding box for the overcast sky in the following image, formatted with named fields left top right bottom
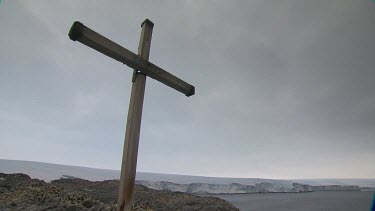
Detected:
left=1, top=0, right=375, bottom=179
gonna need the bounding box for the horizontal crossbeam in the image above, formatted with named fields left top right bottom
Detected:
left=68, top=21, right=195, bottom=97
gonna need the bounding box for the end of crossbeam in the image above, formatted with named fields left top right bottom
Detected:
left=141, top=19, right=154, bottom=28
left=186, top=86, right=195, bottom=97
left=69, top=21, right=85, bottom=41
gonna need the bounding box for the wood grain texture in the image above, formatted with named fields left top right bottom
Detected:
left=116, top=20, right=153, bottom=211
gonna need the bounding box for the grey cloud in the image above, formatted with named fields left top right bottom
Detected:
left=1, top=0, right=374, bottom=179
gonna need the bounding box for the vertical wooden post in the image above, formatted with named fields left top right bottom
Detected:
left=117, top=19, right=153, bottom=211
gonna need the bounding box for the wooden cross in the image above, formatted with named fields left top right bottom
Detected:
left=68, top=19, right=195, bottom=211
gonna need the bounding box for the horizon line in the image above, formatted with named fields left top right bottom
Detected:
left=1, top=158, right=374, bottom=181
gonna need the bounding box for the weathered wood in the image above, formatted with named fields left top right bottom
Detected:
left=69, top=21, right=195, bottom=97
left=68, top=19, right=195, bottom=210
left=116, top=20, right=153, bottom=211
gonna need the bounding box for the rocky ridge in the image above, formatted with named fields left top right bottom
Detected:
left=0, top=173, right=238, bottom=211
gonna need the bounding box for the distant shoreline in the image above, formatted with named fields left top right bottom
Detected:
left=1, top=159, right=375, bottom=195
left=199, top=189, right=370, bottom=197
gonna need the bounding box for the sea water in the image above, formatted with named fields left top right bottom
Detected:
left=216, top=191, right=375, bottom=211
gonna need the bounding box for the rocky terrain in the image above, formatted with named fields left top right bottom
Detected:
left=0, top=173, right=239, bottom=211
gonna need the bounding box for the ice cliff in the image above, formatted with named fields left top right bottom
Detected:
left=135, top=180, right=316, bottom=194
